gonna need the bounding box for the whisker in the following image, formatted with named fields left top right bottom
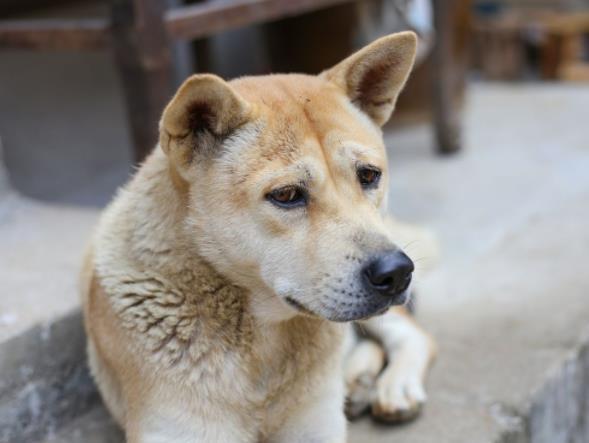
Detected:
left=411, top=256, right=433, bottom=263
left=401, top=239, right=420, bottom=251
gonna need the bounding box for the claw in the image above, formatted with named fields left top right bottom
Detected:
left=371, top=400, right=423, bottom=423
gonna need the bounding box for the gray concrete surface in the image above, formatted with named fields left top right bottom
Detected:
left=0, top=194, right=98, bottom=343
left=1, top=76, right=589, bottom=442
left=0, top=312, right=98, bottom=443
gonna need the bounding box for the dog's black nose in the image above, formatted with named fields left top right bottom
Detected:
left=363, top=250, right=414, bottom=296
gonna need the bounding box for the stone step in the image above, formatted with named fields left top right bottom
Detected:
left=0, top=312, right=98, bottom=443
left=42, top=406, right=123, bottom=443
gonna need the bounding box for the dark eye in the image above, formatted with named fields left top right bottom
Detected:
left=357, top=166, right=381, bottom=189
left=266, top=186, right=307, bottom=208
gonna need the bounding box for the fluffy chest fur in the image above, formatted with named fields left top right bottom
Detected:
left=93, top=255, right=345, bottom=429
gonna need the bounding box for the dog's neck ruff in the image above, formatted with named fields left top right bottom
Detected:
left=92, top=149, right=342, bottom=371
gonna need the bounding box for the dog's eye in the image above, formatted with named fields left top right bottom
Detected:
left=266, top=186, right=307, bottom=208
left=357, top=166, right=381, bottom=189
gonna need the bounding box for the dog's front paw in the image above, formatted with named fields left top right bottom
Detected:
left=345, top=372, right=376, bottom=419
left=371, top=365, right=426, bottom=423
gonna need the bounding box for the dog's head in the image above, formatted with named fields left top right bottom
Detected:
left=159, top=32, right=417, bottom=322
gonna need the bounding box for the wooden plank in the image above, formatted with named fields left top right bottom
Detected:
left=431, top=0, right=463, bottom=155
left=167, top=0, right=195, bottom=87
left=0, top=0, right=356, bottom=51
left=110, top=0, right=176, bottom=163
left=2, top=0, right=73, bottom=17
left=0, top=18, right=109, bottom=50
left=166, top=0, right=354, bottom=41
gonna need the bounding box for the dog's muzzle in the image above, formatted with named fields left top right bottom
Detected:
left=283, top=249, right=414, bottom=322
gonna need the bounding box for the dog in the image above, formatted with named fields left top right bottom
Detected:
left=81, top=31, right=437, bottom=442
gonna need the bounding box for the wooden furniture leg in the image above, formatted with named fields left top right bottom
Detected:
left=110, top=0, right=176, bottom=163
left=432, top=0, right=463, bottom=155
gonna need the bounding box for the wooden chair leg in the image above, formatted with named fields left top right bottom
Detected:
left=110, top=0, right=176, bottom=163
left=432, top=0, right=463, bottom=155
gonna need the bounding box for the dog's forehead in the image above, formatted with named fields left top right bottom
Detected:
left=231, top=74, right=384, bottom=163
left=231, top=74, right=335, bottom=107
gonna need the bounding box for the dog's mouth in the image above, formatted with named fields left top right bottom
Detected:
left=284, top=296, right=317, bottom=317
left=284, top=290, right=410, bottom=322
left=326, top=293, right=407, bottom=322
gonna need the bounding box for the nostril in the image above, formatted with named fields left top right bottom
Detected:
left=366, top=271, right=395, bottom=288
left=378, top=276, right=395, bottom=287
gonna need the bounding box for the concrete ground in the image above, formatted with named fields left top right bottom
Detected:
left=0, top=50, right=130, bottom=343
left=1, top=49, right=589, bottom=442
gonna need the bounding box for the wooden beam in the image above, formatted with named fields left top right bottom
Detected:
left=0, top=0, right=356, bottom=51
left=0, top=18, right=109, bottom=50
left=110, top=0, right=176, bottom=163
left=2, top=0, right=73, bottom=17
left=431, top=0, right=463, bottom=155
left=165, top=0, right=353, bottom=41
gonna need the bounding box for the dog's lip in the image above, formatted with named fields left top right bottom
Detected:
left=283, top=290, right=410, bottom=322
left=284, top=296, right=317, bottom=317
left=325, top=290, right=411, bottom=322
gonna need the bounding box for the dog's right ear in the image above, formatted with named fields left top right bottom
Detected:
left=159, top=74, right=251, bottom=172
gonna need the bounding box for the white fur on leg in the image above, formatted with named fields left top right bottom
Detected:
left=344, top=340, right=385, bottom=386
left=358, top=309, right=436, bottom=422
left=343, top=339, right=385, bottom=418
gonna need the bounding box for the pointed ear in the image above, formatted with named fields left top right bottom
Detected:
left=321, top=31, right=417, bottom=126
left=159, top=74, right=251, bottom=170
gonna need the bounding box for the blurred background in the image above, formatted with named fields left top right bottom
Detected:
left=1, top=1, right=588, bottom=442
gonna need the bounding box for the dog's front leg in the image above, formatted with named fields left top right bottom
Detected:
left=270, top=378, right=347, bottom=443
left=357, top=306, right=437, bottom=422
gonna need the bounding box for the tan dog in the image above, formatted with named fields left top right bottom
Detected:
left=81, top=31, right=436, bottom=442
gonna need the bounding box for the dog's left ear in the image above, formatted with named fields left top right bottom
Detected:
left=321, top=31, right=417, bottom=126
